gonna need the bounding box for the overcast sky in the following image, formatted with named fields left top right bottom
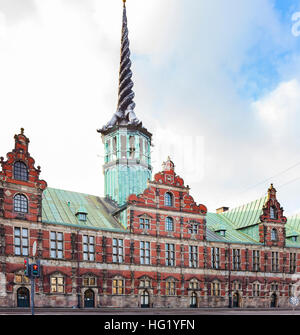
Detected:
left=1, top=0, right=300, bottom=216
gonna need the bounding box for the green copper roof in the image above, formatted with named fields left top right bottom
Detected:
left=220, top=196, right=267, bottom=229
left=206, top=212, right=261, bottom=244
left=42, top=187, right=126, bottom=232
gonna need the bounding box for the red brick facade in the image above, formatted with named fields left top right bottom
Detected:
left=0, top=131, right=299, bottom=309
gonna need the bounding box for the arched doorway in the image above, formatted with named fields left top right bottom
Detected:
left=232, top=292, right=240, bottom=308
left=190, top=292, right=197, bottom=308
left=270, top=293, right=277, bottom=308
left=84, top=289, right=95, bottom=308
left=17, top=287, right=30, bottom=307
left=140, top=290, right=150, bottom=308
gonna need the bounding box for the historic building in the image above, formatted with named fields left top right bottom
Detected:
left=0, top=0, right=300, bottom=309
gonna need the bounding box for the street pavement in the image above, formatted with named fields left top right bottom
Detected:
left=0, top=307, right=300, bottom=315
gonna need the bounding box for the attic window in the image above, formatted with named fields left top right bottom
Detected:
left=78, top=213, right=87, bottom=222
left=14, top=161, right=28, bottom=181
left=219, top=230, right=226, bottom=237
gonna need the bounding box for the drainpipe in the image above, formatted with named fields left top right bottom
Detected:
left=76, top=229, right=81, bottom=308
left=228, top=243, right=232, bottom=308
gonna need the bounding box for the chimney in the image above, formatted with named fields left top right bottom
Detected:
left=216, top=207, right=229, bottom=214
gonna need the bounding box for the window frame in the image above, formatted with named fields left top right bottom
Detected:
left=165, top=217, right=174, bottom=232
left=165, top=243, right=175, bottom=267
left=112, top=278, right=125, bottom=295
left=14, top=227, right=29, bottom=256
left=140, top=241, right=150, bottom=265
left=13, top=194, right=28, bottom=214
left=50, top=275, right=65, bottom=294
left=50, top=231, right=64, bottom=259
left=83, top=235, right=95, bottom=262
left=13, top=161, right=28, bottom=182
left=112, top=238, right=124, bottom=263
left=164, top=192, right=173, bottom=207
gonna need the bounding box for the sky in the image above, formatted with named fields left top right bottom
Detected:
left=1, top=0, right=300, bottom=216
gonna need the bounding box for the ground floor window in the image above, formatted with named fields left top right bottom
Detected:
left=51, top=276, right=65, bottom=293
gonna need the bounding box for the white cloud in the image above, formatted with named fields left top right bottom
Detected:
left=253, top=79, right=300, bottom=129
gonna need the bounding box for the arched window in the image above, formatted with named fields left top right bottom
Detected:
left=271, top=228, right=278, bottom=241
left=165, top=217, right=174, bottom=231
left=270, top=206, right=277, bottom=220
left=14, top=194, right=28, bottom=213
left=164, top=192, right=173, bottom=207
left=13, top=161, right=28, bottom=181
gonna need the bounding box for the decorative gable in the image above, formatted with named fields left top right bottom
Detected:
left=258, top=184, right=286, bottom=247
left=0, top=129, right=47, bottom=222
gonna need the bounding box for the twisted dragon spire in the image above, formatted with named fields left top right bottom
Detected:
left=118, top=1, right=135, bottom=112
left=98, top=0, right=141, bottom=133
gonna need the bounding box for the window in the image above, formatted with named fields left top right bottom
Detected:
left=211, top=247, right=220, bottom=269
left=120, top=135, right=127, bottom=159
left=189, top=279, right=199, bottom=290
left=112, top=136, right=117, bottom=159
left=139, top=217, right=150, bottom=230
left=252, top=250, right=260, bottom=271
left=271, top=282, right=278, bottom=292
left=139, top=138, right=144, bottom=161
left=189, top=245, right=198, bottom=268
left=78, top=213, right=87, bottom=222
left=51, top=275, right=65, bottom=293
left=140, top=241, right=150, bottom=265
left=140, top=278, right=151, bottom=288
left=188, top=222, right=198, bottom=235
left=165, top=217, right=174, bottom=231
left=271, top=252, right=279, bottom=272
left=14, top=194, right=28, bottom=213
left=15, top=273, right=30, bottom=284
left=50, top=231, right=63, bottom=259
left=164, top=192, right=173, bottom=207
left=112, top=278, right=124, bottom=295
left=233, top=281, right=242, bottom=291
left=211, top=281, right=221, bottom=296
left=129, top=136, right=135, bottom=159
left=14, top=227, right=28, bottom=256
left=166, top=243, right=175, bottom=266
left=83, top=276, right=96, bottom=286
left=166, top=280, right=176, bottom=295
left=232, top=249, right=241, bottom=270
left=292, top=236, right=298, bottom=242
left=290, top=253, right=297, bottom=273
left=253, top=282, right=260, bottom=297
left=13, top=161, right=28, bottom=181
left=83, top=235, right=95, bottom=261
left=270, top=206, right=277, bottom=219
left=112, top=238, right=124, bottom=263
left=271, top=228, right=278, bottom=241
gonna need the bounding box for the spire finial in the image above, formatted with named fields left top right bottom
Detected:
left=97, top=0, right=142, bottom=133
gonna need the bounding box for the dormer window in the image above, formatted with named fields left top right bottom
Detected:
left=219, top=230, right=226, bottom=237
left=76, top=206, right=88, bottom=222
left=292, top=236, right=298, bottom=242
left=14, top=161, right=28, bottom=181
left=78, top=213, right=87, bottom=221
